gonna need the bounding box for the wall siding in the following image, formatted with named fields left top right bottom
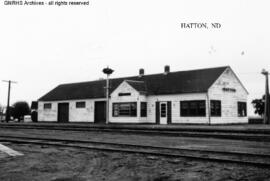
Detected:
left=38, top=102, right=58, bottom=122
left=147, top=93, right=209, bottom=124
left=109, top=81, right=148, bottom=123
left=208, top=68, right=248, bottom=124
left=38, top=98, right=106, bottom=122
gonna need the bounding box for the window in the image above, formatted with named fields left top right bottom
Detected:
left=76, top=101, right=86, bottom=108
left=140, top=102, right=147, bottom=117
left=180, top=102, right=189, bottom=116
left=180, top=100, right=206, bottom=117
left=222, top=87, right=236, bottom=92
left=44, top=103, right=51, bottom=109
left=211, top=100, right=221, bottom=116
left=118, top=93, right=131, bottom=96
left=113, top=102, right=137, bottom=117
left=238, top=102, right=247, bottom=117
left=189, top=101, right=197, bottom=116
left=160, top=103, right=167, bottom=117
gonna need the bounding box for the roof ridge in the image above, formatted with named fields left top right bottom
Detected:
left=57, top=66, right=229, bottom=86
left=118, top=65, right=229, bottom=79
left=125, top=80, right=145, bottom=83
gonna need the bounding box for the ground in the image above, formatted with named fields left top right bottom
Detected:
left=1, top=124, right=270, bottom=181
left=0, top=143, right=270, bottom=181
left=1, top=128, right=270, bottom=155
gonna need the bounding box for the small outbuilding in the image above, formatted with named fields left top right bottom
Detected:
left=37, top=66, right=248, bottom=124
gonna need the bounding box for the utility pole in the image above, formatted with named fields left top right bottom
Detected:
left=2, top=80, right=17, bottom=122
left=102, top=67, right=114, bottom=124
left=261, top=69, right=270, bottom=124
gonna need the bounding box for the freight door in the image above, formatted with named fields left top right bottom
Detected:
left=94, top=101, right=106, bottom=124
left=58, top=103, right=69, bottom=123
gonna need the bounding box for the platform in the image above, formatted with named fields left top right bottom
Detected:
left=1, top=122, right=270, bottom=133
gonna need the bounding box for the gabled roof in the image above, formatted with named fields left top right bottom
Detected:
left=38, top=66, right=229, bottom=101
left=125, top=80, right=146, bottom=93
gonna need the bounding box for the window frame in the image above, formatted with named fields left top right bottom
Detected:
left=140, top=102, right=147, bottom=117
left=210, top=100, right=221, bottom=117
left=43, top=103, right=52, bottom=110
left=118, top=93, right=131, bottom=96
left=76, top=101, right=86, bottom=108
left=180, top=100, right=206, bottom=117
left=237, top=102, right=247, bottom=117
left=113, top=102, right=137, bottom=117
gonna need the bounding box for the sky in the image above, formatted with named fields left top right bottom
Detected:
left=0, top=0, right=270, bottom=116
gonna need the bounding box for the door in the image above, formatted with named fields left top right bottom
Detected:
left=94, top=101, right=106, bottom=124
left=155, top=102, right=160, bottom=124
left=160, top=102, right=167, bottom=124
left=58, top=103, right=69, bottom=123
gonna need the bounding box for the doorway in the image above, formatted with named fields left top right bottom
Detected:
left=160, top=102, right=167, bottom=124
left=58, top=103, right=69, bottom=123
left=94, top=101, right=106, bottom=124
left=156, top=101, right=172, bottom=124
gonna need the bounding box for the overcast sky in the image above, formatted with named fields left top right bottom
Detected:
left=0, top=0, right=269, bottom=115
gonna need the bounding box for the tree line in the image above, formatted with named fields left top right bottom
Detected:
left=0, top=101, right=37, bottom=122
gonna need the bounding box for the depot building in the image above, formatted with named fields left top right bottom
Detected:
left=37, top=66, right=248, bottom=124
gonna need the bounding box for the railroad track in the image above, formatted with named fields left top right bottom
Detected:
left=1, top=135, right=270, bottom=167
left=1, top=124, right=270, bottom=142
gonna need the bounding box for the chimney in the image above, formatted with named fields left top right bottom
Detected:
left=164, top=65, right=170, bottom=74
left=139, top=68, right=144, bottom=77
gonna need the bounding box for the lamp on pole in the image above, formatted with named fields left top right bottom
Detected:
left=262, top=69, right=270, bottom=124
left=102, top=66, right=114, bottom=124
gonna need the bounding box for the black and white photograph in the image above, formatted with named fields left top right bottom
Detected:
left=0, top=0, right=270, bottom=180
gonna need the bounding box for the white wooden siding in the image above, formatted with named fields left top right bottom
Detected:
left=147, top=93, right=209, bottom=124
left=208, top=67, right=248, bottom=124
left=109, top=81, right=147, bottom=123
left=38, top=102, right=58, bottom=122
left=38, top=98, right=106, bottom=122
